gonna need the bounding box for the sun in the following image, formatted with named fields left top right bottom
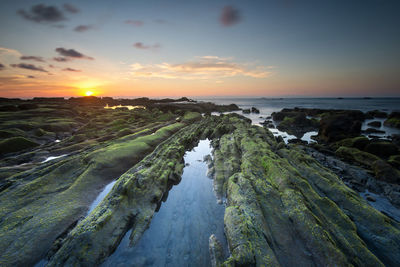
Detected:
left=85, top=91, right=94, bottom=96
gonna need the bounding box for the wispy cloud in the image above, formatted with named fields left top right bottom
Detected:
left=130, top=56, right=272, bottom=80
left=133, top=42, right=160, bottom=50
left=74, top=25, right=94, bottom=32
left=10, top=63, right=48, bottom=72
left=20, top=56, right=46, bottom=62
left=62, top=68, right=81, bottom=72
left=55, top=48, right=94, bottom=60
left=53, top=57, right=71, bottom=62
left=125, top=20, right=144, bottom=27
left=17, top=4, right=66, bottom=23
left=220, top=6, right=241, bottom=26
left=0, top=47, right=22, bottom=57
left=63, top=4, right=79, bottom=14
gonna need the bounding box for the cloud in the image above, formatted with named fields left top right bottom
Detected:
left=27, top=75, right=35, bottom=79
left=74, top=25, right=93, bottom=32
left=125, top=20, right=144, bottom=27
left=55, top=48, right=94, bottom=60
left=220, top=6, right=241, bottom=26
left=130, top=56, right=272, bottom=80
left=133, top=42, right=160, bottom=50
left=20, top=56, right=46, bottom=62
left=0, top=47, right=22, bottom=57
left=10, top=63, right=48, bottom=72
left=53, top=57, right=71, bottom=62
left=17, top=4, right=66, bottom=23
left=0, top=63, right=5, bottom=70
left=63, top=4, right=79, bottom=13
left=62, top=68, right=81, bottom=72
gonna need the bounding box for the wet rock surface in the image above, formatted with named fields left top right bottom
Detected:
left=1, top=99, right=400, bottom=267
left=211, top=119, right=400, bottom=266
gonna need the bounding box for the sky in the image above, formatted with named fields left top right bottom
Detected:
left=0, top=0, right=399, bottom=98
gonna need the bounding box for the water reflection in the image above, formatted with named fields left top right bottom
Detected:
left=104, top=104, right=145, bottom=110
left=102, top=139, right=227, bottom=267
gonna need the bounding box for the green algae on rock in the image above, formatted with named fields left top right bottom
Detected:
left=210, top=119, right=400, bottom=266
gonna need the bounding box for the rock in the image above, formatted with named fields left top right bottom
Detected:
left=384, top=112, right=400, bottom=129
left=209, top=234, right=224, bottom=267
left=318, top=115, right=362, bottom=142
left=17, top=103, right=39, bottom=110
left=366, top=195, right=376, bottom=202
left=335, top=146, right=380, bottom=167
left=366, top=110, right=387, bottom=119
left=364, top=141, right=399, bottom=158
left=0, top=137, right=39, bottom=155
left=372, top=160, right=400, bottom=184
left=213, top=121, right=400, bottom=266
left=274, top=112, right=319, bottom=138
left=388, top=155, right=400, bottom=169
left=251, top=107, right=260, bottom=113
left=363, top=128, right=385, bottom=134
left=242, top=109, right=251, bottom=114
left=367, top=121, right=382, bottom=128
left=288, top=138, right=308, bottom=145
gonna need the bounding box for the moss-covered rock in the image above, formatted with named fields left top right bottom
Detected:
left=335, top=146, right=380, bottom=167
left=211, top=120, right=399, bottom=266
left=0, top=137, right=39, bottom=155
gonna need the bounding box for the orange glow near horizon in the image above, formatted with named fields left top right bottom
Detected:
left=85, top=91, right=94, bottom=96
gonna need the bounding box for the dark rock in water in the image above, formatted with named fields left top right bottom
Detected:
left=260, top=120, right=275, bottom=128
left=209, top=234, right=224, bottom=267
left=318, top=115, right=362, bottom=142
left=242, top=109, right=251, bottom=114
left=372, top=160, right=400, bottom=184
left=366, top=195, right=376, bottom=202
left=251, top=107, right=260, bottom=113
left=384, top=112, right=400, bottom=129
left=367, top=121, right=382, bottom=128
left=365, top=141, right=398, bottom=158
left=272, top=111, right=319, bottom=138
left=275, top=135, right=284, bottom=143
left=366, top=110, right=387, bottom=119
left=363, top=128, right=385, bottom=134
left=288, top=138, right=308, bottom=145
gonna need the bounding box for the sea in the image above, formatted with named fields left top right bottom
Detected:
left=196, top=97, right=400, bottom=142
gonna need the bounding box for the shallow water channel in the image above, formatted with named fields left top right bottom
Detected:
left=102, top=139, right=227, bottom=267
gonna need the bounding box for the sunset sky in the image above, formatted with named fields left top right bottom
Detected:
left=0, top=0, right=399, bottom=98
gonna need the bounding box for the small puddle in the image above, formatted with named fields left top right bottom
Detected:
left=87, top=180, right=117, bottom=216
left=301, top=131, right=318, bottom=144
left=102, top=139, right=227, bottom=267
left=41, top=154, right=67, bottom=163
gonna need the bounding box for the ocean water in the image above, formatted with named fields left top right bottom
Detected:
left=197, top=97, right=400, bottom=114
left=201, top=97, right=400, bottom=141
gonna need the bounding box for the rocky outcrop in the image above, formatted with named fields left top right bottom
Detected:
left=384, top=112, right=400, bottom=129
left=211, top=120, right=400, bottom=266
left=209, top=234, right=224, bottom=267
left=318, top=114, right=362, bottom=142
